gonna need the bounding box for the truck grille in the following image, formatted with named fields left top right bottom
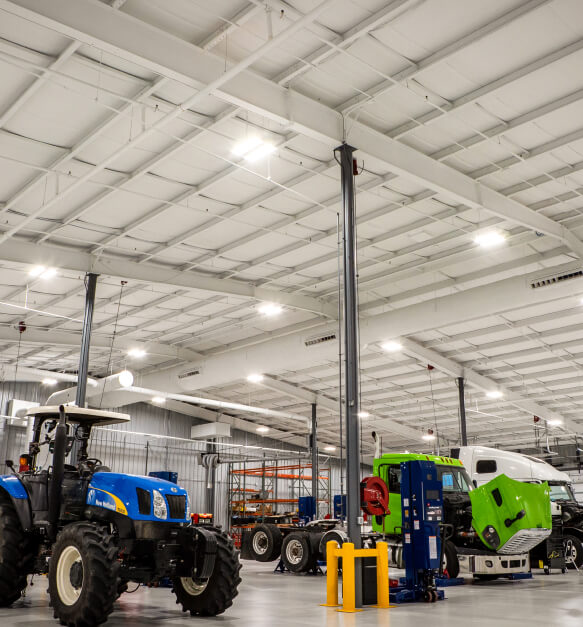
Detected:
left=136, top=488, right=151, bottom=515
left=165, top=494, right=186, bottom=519
left=498, top=528, right=551, bottom=554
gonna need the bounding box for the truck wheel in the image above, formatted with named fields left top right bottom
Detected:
left=173, top=530, right=241, bottom=616
left=249, top=524, right=282, bottom=562
left=442, top=540, right=459, bottom=578
left=281, top=532, right=313, bottom=573
left=0, top=494, right=31, bottom=606
left=564, top=534, right=583, bottom=569
left=48, top=522, right=120, bottom=626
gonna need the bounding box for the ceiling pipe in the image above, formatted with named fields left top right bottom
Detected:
left=0, top=365, right=97, bottom=386
left=97, top=385, right=309, bottom=423
left=47, top=370, right=134, bottom=405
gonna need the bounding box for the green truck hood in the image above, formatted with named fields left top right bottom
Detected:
left=470, top=474, right=552, bottom=553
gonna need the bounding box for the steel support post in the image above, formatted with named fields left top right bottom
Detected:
left=311, top=403, right=318, bottom=518
left=458, top=377, right=468, bottom=446
left=75, top=272, right=98, bottom=408
left=336, top=142, right=362, bottom=606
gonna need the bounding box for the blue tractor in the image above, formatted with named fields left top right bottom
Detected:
left=0, top=404, right=241, bottom=626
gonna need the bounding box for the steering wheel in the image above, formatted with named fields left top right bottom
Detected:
left=80, top=458, right=104, bottom=473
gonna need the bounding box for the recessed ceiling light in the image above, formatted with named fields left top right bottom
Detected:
left=29, top=266, right=45, bottom=277
left=258, top=303, right=283, bottom=316
left=151, top=396, right=165, bottom=404
left=42, top=377, right=57, bottom=386
left=422, top=433, right=436, bottom=441
left=127, top=348, right=146, bottom=358
left=245, top=142, right=276, bottom=162
left=30, top=266, right=57, bottom=279
left=247, top=373, right=264, bottom=383
left=256, top=426, right=269, bottom=433
left=232, top=136, right=262, bottom=157
left=118, top=370, right=134, bottom=387
left=548, top=419, right=563, bottom=426
left=232, top=137, right=275, bottom=162
left=486, top=390, right=503, bottom=399
left=358, top=411, right=370, bottom=419
left=474, top=230, right=506, bottom=248
left=381, top=340, right=402, bottom=352
left=324, top=445, right=336, bottom=451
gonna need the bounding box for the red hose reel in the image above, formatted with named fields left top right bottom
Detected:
left=360, top=476, right=390, bottom=516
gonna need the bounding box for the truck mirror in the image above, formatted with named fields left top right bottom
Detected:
left=5, top=460, right=14, bottom=470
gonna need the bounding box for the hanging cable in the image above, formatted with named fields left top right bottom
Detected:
left=99, top=281, right=127, bottom=408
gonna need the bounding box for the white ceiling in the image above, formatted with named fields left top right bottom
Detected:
left=1, top=0, right=583, bottom=457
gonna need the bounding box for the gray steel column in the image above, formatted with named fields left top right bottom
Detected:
left=311, top=403, right=318, bottom=519
left=75, top=272, right=98, bottom=408
left=336, top=142, right=362, bottom=606
left=458, top=377, right=467, bottom=446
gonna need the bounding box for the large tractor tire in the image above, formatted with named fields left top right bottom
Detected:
left=442, top=540, right=460, bottom=578
left=564, top=534, right=583, bottom=569
left=173, top=530, right=241, bottom=617
left=281, top=532, right=314, bottom=573
left=0, top=493, right=32, bottom=606
left=249, top=524, right=283, bottom=562
left=48, top=522, right=120, bottom=627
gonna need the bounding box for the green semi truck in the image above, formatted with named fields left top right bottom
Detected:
left=372, top=452, right=552, bottom=578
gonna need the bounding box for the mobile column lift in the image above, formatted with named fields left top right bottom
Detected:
left=389, top=459, right=463, bottom=603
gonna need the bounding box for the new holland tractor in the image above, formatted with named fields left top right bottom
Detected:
left=0, top=404, right=241, bottom=626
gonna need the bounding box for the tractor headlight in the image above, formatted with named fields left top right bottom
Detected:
left=153, top=490, right=168, bottom=520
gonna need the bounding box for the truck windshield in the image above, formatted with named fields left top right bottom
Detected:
left=548, top=482, right=576, bottom=502
left=437, top=466, right=473, bottom=493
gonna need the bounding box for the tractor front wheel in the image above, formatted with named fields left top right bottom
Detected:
left=173, top=530, right=241, bottom=617
left=0, top=492, right=31, bottom=606
left=48, top=522, right=120, bottom=627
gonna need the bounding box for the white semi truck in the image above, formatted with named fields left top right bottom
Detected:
left=453, top=446, right=583, bottom=568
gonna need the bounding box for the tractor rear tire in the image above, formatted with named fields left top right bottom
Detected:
left=249, top=524, right=282, bottom=562
left=173, top=530, right=241, bottom=617
left=48, top=522, right=120, bottom=627
left=0, top=493, right=31, bottom=607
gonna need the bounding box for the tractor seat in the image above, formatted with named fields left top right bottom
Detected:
left=94, top=466, right=111, bottom=473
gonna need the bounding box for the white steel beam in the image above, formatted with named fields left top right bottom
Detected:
left=258, top=375, right=426, bottom=441
left=129, top=260, right=583, bottom=394
left=0, top=325, right=202, bottom=361
left=3, top=0, right=583, bottom=258
left=0, top=238, right=336, bottom=317
left=337, top=0, right=552, bottom=113
left=0, top=0, right=336, bottom=245
left=397, top=337, right=576, bottom=432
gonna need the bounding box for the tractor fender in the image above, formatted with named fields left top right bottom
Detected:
left=0, top=475, right=32, bottom=531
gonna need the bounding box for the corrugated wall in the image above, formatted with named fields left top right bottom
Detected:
left=0, top=382, right=366, bottom=528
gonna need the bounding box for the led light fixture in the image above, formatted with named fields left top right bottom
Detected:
left=381, top=340, right=402, bottom=352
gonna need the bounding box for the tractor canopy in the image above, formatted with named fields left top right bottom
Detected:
left=470, top=474, right=552, bottom=554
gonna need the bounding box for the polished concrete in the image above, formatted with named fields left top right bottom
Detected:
left=1, top=563, right=582, bottom=626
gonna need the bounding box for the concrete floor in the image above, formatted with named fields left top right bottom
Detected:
left=1, top=563, right=582, bottom=626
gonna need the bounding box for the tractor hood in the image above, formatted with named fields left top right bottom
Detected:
left=87, top=472, right=189, bottom=522
left=470, top=474, right=552, bottom=554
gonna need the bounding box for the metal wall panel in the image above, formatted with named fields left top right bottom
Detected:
left=0, top=383, right=369, bottom=528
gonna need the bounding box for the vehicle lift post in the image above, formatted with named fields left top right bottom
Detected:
left=390, top=460, right=446, bottom=603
